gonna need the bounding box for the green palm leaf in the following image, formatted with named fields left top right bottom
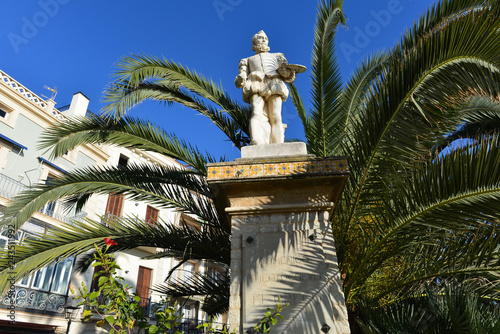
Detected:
left=154, top=271, right=229, bottom=316
left=1, top=163, right=221, bottom=231
left=344, top=135, right=500, bottom=301
left=306, top=0, right=346, bottom=156
left=38, top=114, right=222, bottom=174
left=0, top=217, right=229, bottom=292
left=103, top=54, right=251, bottom=148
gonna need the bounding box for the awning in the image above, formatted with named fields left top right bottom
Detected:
left=0, top=133, right=27, bottom=150
left=37, top=157, right=68, bottom=174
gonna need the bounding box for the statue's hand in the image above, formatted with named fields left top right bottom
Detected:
left=235, top=74, right=246, bottom=88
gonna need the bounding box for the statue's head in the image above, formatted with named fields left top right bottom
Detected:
left=252, top=30, right=270, bottom=53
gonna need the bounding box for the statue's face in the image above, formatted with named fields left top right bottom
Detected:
left=252, top=34, right=269, bottom=53
left=254, top=34, right=268, bottom=47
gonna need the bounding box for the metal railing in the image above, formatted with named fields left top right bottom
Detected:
left=0, top=172, right=87, bottom=224
left=177, top=318, right=228, bottom=334
left=138, top=296, right=151, bottom=315
left=0, top=173, right=28, bottom=199
left=0, top=286, right=67, bottom=315
left=39, top=202, right=87, bottom=225
left=87, top=297, right=228, bottom=333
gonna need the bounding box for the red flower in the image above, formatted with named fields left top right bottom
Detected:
left=104, top=238, right=118, bottom=247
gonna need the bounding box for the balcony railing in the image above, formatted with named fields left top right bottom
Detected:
left=0, top=172, right=87, bottom=224
left=0, top=173, right=28, bottom=199
left=1, top=286, right=67, bottom=315
left=39, top=202, right=87, bottom=225
left=177, top=318, right=228, bottom=334
left=139, top=296, right=151, bottom=315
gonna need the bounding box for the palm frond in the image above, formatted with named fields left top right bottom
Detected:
left=344, top=134, right=500, bottom=301
left=357, top=280, right=500, bottom=334
left=434, top=94, right=500, bottom=150
left=102, top=54, right=251, bottom=148
left=340, top=6, right=500, bottom=239
left=1, top=163, right=221, bottom=231
left=306, top=0, right=346, bottom=156
left=38, top=114, right=222, bottom=174
left=340, top=51, right=390, bottom=133
left=0, top=216, right=230, bottom=293
left=103, top=82, right=250, bottom=149
left=154, top=271, right=229, bottom=316
left=289, top=83, right=308, bottom=132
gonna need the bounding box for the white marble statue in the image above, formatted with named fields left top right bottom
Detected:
left=235, top=30, right=305, bottom=145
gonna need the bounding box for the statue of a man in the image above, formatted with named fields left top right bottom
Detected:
left=235, top=30, right=305, bottom=145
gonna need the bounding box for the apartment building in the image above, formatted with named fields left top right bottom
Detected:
left=0, top=69, right=224, bottom=333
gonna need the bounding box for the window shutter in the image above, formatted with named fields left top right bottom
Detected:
left=145, top=205, right=159, bottom=226
left=105, top=193, right=124, bottom=217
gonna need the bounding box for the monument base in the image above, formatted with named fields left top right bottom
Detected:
left=240, top=142, right=310, bottom=160
left=208, top=152, right=351, bottom=334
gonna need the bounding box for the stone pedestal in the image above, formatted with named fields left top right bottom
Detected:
left=207, top=148, right=350, bottom=334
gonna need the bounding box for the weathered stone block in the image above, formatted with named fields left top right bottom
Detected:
left=269, top=213, right=289, bottom=224
left=259, top=223, right=279, bottom=232
left=232, top=250, right=242, bottom=259
left=231, top=235, right=242, bottom=249
left=230, top=259, right=241, bottom=271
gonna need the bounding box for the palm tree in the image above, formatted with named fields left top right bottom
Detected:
left=356, top=279, right=500, bottom=333
left=2, top=0, right=500, bottom=330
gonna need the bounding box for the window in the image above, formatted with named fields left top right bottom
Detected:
left=40, top=175, right=58, bottom=217
left=0, top=104, right=11, bottom=120
left=0, top=227, right=22, bottom=250
left=40, top=201, right=57, bottom=217
left=181, top=303, right=196, bottom=320
left=179, top=213, right=201, bottom=232
left=50, top=258, right=74, bottom=294
left=118, top=154, right=129, bottom=169
left=181, top=262, right=194, bottom=282
left=62, top=149, right=77, bottom=163
left=18, top=275, right=31, bottom=287
left=31, top=263, right=55, bottom=291
left=21, top=257, right=74, bottom=294
left=105, top=193, right=124, bottom=217
left=207, top=268, right=223, bottom=284
left=90, top=265, right=105, bottom=292
left=145, top=205, right=159, bottom=227
left=0, top=102, right=15, bottom=127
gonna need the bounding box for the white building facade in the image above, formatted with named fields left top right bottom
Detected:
left=0, top=69, right=224, bottom=333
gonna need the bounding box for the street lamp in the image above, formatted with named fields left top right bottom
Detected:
left=64, top=305, right=80, bottom=334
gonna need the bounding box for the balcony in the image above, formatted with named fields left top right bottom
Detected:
left=39, top=202, right=87, bottom=225
left=177, top=318, right=228, bottom=334
left=0, top=173, right=28, bottom=199
left=0, top=286, right=67, bottom=315
left=0, top=172, right=87, bottom=225
left=139, top=296, right=152, bottom=316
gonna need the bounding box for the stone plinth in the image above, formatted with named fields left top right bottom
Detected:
left=240, top=142, right=309, bottom=159
left=207, top=153, right=351, bottom=334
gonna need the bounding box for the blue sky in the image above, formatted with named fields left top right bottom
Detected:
left=1, top=0, right=436, bottom=161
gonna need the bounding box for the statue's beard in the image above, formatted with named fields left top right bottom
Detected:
left=253, top=43, right=270, bottom=53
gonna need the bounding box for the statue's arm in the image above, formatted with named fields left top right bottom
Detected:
left=276, top=53, right=296, bottom=83
left=235, top=58, right=248, bottom=88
